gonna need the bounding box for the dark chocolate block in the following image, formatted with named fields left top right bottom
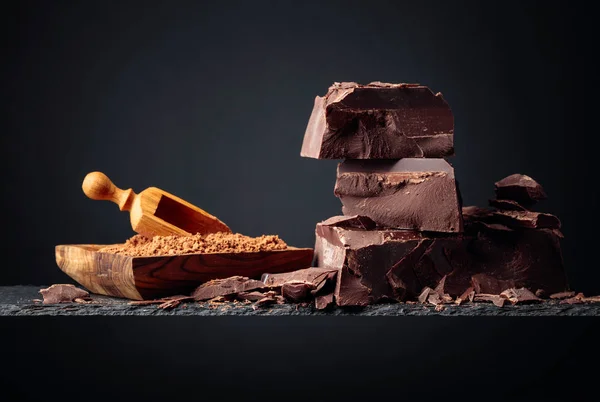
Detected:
left=334, top=158, right=463, bottom=233
left=301, top=82, right=454, bottom=159
left=314, top=212, right=567, bottom=306
left=494, top=174, right=547, bottom=206
left=314, top=216, right=463, bottom=306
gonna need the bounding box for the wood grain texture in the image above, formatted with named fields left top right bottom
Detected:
left=55, top=245, right=313, bottom=300
left=82, top=171, right=231, bottom=236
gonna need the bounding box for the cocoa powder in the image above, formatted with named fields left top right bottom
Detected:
left=99, top=232, right=288, bottom=256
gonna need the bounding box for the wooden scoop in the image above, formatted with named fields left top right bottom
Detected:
left=82, top=171, right=231, bottom=237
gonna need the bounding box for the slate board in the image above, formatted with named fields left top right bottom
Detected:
left=1, top=286, right=599, bottom=316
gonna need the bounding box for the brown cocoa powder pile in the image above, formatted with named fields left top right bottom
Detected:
left=98, top=232, right=288, bottom=256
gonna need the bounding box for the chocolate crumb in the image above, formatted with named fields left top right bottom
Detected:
left=99, top=232, right=288, bottom=257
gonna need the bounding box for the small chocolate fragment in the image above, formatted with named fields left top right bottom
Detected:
left=549, top=291, right=576, bottom=300
left=535, top=289, right=546, bottom=298
left=500, top=288, right=542, bottom=304
left=489, top=199, right=528, bottom=211
left=560, top=293, right=585, bottom=305
left=39, top=284, right=90, bottom=304
left=301, top=82, right=454, bottom=159
left=192, top=276, right=265, bottom=301
left=582, top=295, right=600, bottom=303
left=281, top=282, right=314, bottom=302
left=455, top=286, right=475, bottom=305
left=334, top=159, right=463, bottom=233
left=315, top=293, right=334, bottom=310
left=474, top=294, right=506, bottom=307
left=494, top=174, right=547, bottom=206
left=261, top=267, right=337, bottom=288
left=253, top=291, right=285, bottom=309
left=418, top=287, right=433, bottom=304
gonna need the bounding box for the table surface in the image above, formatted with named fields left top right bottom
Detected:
left=1, top=285, right=599, bottom=316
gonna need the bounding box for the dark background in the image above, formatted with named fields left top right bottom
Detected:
left=2, top=1, right=598, bottom=401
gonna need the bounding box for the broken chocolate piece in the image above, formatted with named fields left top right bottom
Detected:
left=334, top=159, right=463, bottom=233
left=474, top=294, right=506, bottom=307
left=39, top=284, right=90, bottom=304
left=314, top=207, right=568, bottom=305
left=252, top=291, right=284, bottom=309
left=418, top=287, right=433, bottom=304
left=489, top=199, right=528, bottom=211
left=500, top=288, right=542, bottom=304
left=191, top=276, right=265, bottom=301
left=549, top=291, right=576, bottom=300
left=455, top=286, right=475, bottom=305
left=261, top=267, right=337, bottom=288
left=301, top=82, right=454, bottom=159
left=315, top=293, right=334, bottom=310
left=560, top=293, right=585, bottom=305
left=281, top=282, right=314, bottom=302
left=492, top=210, right=561, bottom=230
left=494, top=174, right=547, bottom=206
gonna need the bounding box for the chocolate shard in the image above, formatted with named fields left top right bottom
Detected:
left=494, top=174, right=547, bottom=206
left=549, top=291, right=576, bottom=300
left=191, top=276, right=265, bottom=301
left=418, top=287, right=433, bottom=304
left=301, top=82, right=454, bottom=159
left=489, top=199, right=528, bottom=211
left=281, top=282, right=314, bottom=302
left=455, top=286, right=475, bottom=305
left=261, top=267, right=337, bottom=288
left=39, top=284, right=90, bottom=304
left=560, top=293, right=585, bottom=305
left=474, top=294, right=506, bottom=307
left=314, top=293, right=334, bottom=310
left=492, top=210, right=561, bottom=230
left=334, top=159, right=463, bottom=233
left=582, top=295, right=600, bottom=303
left=500, top=288, right=542, bottom=304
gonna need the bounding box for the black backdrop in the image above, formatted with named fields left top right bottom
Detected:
left=2, top=1, right=598, bottom=401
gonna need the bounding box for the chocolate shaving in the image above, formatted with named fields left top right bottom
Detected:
left=549, top=291, right=576, bottom=299
left=39, top=284, right=91, bottom=304
left=560, top=293, right=585, bottom=305
left=500, top=288, right=542, bottom=304
left=455, top=286, right=475, bottom=305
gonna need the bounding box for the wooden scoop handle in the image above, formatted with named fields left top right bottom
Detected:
left=82, top=172, right=136, bottom=211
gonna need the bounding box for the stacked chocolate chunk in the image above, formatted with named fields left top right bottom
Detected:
left=302, top=82, right=568, bottom=306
